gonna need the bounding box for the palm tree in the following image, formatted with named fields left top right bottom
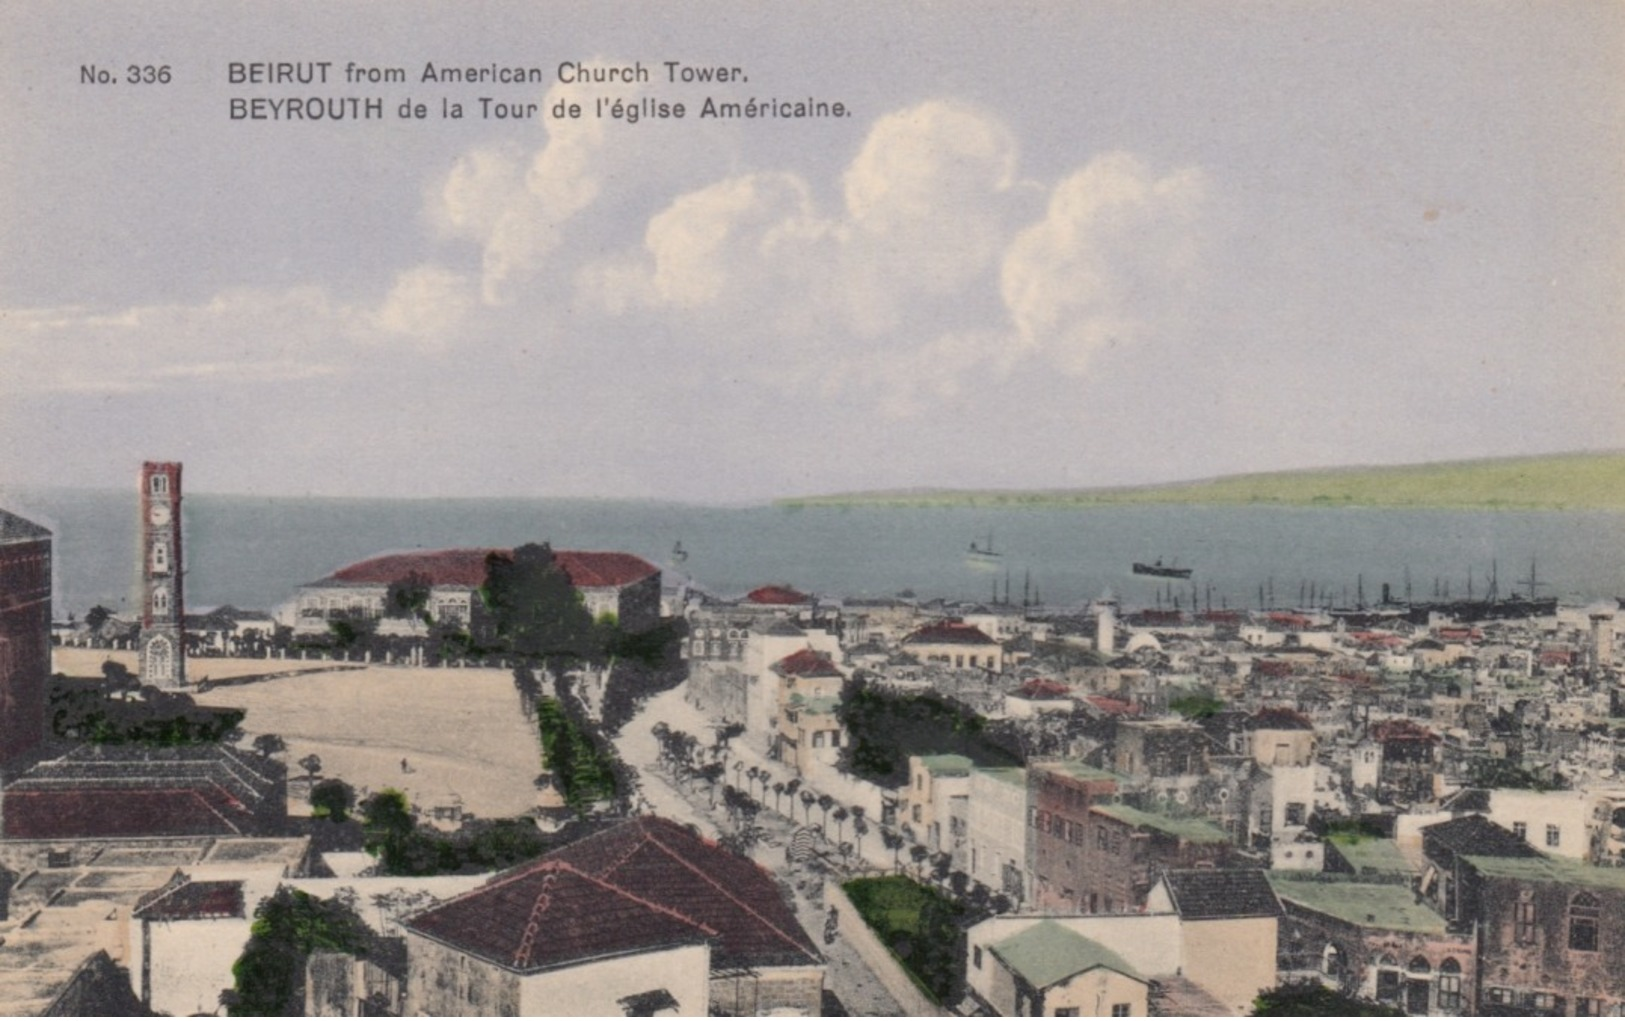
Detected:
left=852, top=816, right=870, bottom=857
left=817, top=793, right=835, bottom=833
left=772, top=781, right=786, bottom=814
left=799, top=789, right=816, bottom=824
left=831, top=806, right=849, bottom=842
left=882, top=829, right=906, bottom=872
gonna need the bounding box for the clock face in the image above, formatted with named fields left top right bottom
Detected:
left=149, top=503, right=172, bottom=526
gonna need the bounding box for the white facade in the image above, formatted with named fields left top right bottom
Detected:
left=967, top=767, right=1032, bottom=906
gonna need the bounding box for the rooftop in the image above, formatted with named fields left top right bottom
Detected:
left=1158, top=869, right=1280, bottom=920
left=903, top=620, right=999, bottom=646
left=1463, top=853, right=1625, bottom=892
left=1422, top=814, right=1538, bottom=859
left=917, top=754, right=975, bottom=776
left=1269, top=875, right=1448, bottom=934
left=1325, top=834, right=1414, bottom=877
left=989, top=920, right=1144, bottom=989
left=1091, top=804, right=1229, bottom=844
left=316, top=547, right=658, bottom=589
left=0, top=508, right=51, bottom=543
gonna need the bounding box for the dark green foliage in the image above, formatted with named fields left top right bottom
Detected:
left=1466, top=757, right=1570, bottom=792
left=1252, top=980, right=1405, bottom=1016
left=1169, top=690, right=1225, bottom=720
left=537, top=696, right=619, bottom=814
left=84, top=605, right=113, bottom=631
left=481, top=543, right=598, bottom=664
left=49, top=677, right=244, bottom=746
left=309, top=778, right=355, bottom=822
left=385, top=570, right=434, bottom=620
left=598, top=620, right=689, bottom=737
left=228, top=887, right=372, bottom=1016
left=357, top=788, right=574, bottom=876
left=836, top=676, right=1021, bottom=787
left=843, top=876, right=967, bottom=1004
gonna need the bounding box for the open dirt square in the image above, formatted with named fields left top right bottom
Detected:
left=53, top=649, right=544, bottom=819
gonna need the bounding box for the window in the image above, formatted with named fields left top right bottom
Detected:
left=1407, top=955, right=1430, bottom=974
left=151, top=474, right=168, bottom=494
left=152, top=542, right=169, bottom=573
left=1055, top=1009, right=1079, bottom=1018
left=1111, top=1006, right=1131, bottom=1018
left=1570, top=892, right=1601, bottom=952
left=1576, top=997, right=1604, bottom=1016
left=1515, top=895, right=1538, bottom=944
left=1513, top=821, right=1528, bottom=840
left=1438, top=959, right=1462, bottom=1011
left=1285, top=802, right=1306, bottom=826
left=1547, top=824, right=1562, bottom=848
left=153, top=586, right=169, bottom=615
left=911, top=805, right=922, bottom=824
left=973, top=946, right=982, bottom=970
left=1483, top=988, right=1513, bottom=1008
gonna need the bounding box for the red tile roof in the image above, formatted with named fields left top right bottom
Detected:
left=773, top=648, right=841, bottom=678
left=134, top=877, right=246, bottom=921
left=1248, top=707, right=1314, bottom=731
left=747, top=585, right=810, bottom=605
left=321, top=548, right=657, bottom=589
left=1372, top=719, right=1438, bottom=744
left=1, top=787, right=251, bottom=840
left=904, top=621, right=998, bottom=646
left=1015, top=679, right=1072, bottom=701
left=1085, top=694, right=1141, bottom=717
left=405, top=860, right=714, bottom=973
left=404, top=817, right=820, bottom=974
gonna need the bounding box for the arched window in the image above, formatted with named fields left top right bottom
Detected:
left=1438, top=959, right=1462, bottom=1011
left=1321, top=943, right=1344, bottom=977
left=152, top=586, right=169, bottom=615
left=1570, top=892, right=1601, bottom=951
left=1407, top=955, right=1431, bottom=974
left=151, top=474, right=168, bottom=494
left=1375, top=956, right=1401, bottom=1003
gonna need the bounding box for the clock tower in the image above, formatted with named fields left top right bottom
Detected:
left=139, top=461, right=186, bottom=689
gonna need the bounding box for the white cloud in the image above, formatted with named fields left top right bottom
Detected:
left=367, top=265, right=476, bottom=348
left=573, top=101, right=1206, bottom=403
left=1001, top=153, right=1207, bottom=374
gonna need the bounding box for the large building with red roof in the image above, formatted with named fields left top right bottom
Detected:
left=293, top=546, right=661, bottom=634
left=401, top=815, right=823, bottom=1016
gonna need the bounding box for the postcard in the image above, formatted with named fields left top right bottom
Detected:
left=1, top=2, right=1623, bottom=1016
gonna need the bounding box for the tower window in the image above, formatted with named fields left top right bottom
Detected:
left=152, top=543, right=169, bottom=573
left=153, top=586, right=169, bottom=615
left=151, top=474, right=168, bottom=494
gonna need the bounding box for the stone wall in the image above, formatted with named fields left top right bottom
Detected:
left=823, top=878, right=940, bottom=1017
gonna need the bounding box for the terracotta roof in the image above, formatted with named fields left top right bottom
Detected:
left=1158, top=869, right=1280, bottom=920
left=1084, top=695, right=1141, bottom=717
left=773, top=648, right=842, bottom=678
left=1371, top=718, right=1438, bottom=744
left=405, top=860, right=714, bottom=973
left=746, top=585, right=810, bottom=605
left=903, top=621, right=998, bottom=646
left=134, top=877, right=246, bottom=921
left=1015, top=679, right=1072, bottom=701
left=1, top=787, right=251, bottom=839
left=318, top=548, right=657, bottom=589
left=404, top=817, right=819, bottom=974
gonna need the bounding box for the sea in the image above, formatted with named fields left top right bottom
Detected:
left=7, top=488, right=1625, bottom=619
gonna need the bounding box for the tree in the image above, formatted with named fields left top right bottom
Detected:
left=882, top=829, right=906, bottom=871
left=298, top=753, right=323, bottom=779
left=772, top=781, right=786, bottom=814
left=832, top=806, right=849, bottom=842
left=909, top=844, right=930, bottom=881
left=1251, top=981, right=1404, bottom=1016
left=481, top=543, right=596, bottom=664
left=817, top=793, right=835, bottom=833
left=85, top=605, right=113, bottom=631
left=385, top=570, right=434, bottom=620
left=252, top=733, right=286, bottom=757
left=309, top=778, right=355, bottom=822
left=853, top=816, right=870, bottom=857
left=800, top=789, right=817, bottom=824
left=229, top=887, right=372, bottom=1016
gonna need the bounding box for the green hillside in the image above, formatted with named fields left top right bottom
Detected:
left=781, top=452, right=1625, bottom=511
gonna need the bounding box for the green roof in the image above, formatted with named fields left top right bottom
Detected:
left=976, top=766, right=1027, bottom=788
left=1463, top=854, right=1625, bottom=891
left=1092, top=804, right=1229, bottom=844
left=1268, top=875, right=1447, bottom=934
left=989, top=920, right=1144, bottom=989
left=918, top=754, right=975, bottom=775
left=1036, top=761, right=1122, bottom=784
left=1326, top=835, right=1414, bottom=877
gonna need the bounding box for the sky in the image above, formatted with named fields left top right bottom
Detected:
left=2, top=1, right=1621, bottom=503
